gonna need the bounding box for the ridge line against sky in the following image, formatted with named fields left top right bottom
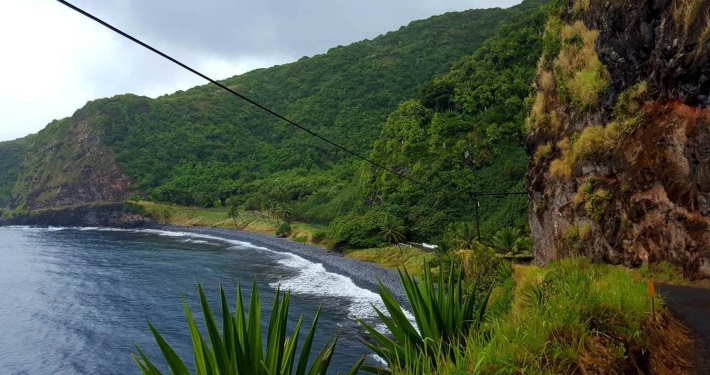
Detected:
left=0, top=0, right=521, bottom=142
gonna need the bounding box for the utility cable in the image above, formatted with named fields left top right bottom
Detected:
left=55, top=0, right=529, bottom=200
left=56, top=0, right=429, bottom=189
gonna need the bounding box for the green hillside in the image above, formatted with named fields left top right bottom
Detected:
left=0, top=137, right=31, bottom=207
left=0, top=0, right=550, bottom=245
left=336, top=6, right=549, bottom=244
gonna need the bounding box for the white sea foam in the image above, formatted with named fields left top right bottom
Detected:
left=268, top=253, right=386, bottom=321
left=372, top=354, right=388, bottom=366
left=46, top=226, right=69, bottom=232
left=10, top=225, right=413, bottom=329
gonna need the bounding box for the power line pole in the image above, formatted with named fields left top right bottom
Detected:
left=474, top=195, right=481, bottom=242
left=471, top=191, right=526, bottom=243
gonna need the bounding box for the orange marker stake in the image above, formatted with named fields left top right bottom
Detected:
left=648, top=280, right=656, bottom=318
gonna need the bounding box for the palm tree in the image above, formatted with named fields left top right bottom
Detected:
left=492, top=227, right=533, bottom=254
left=449, top=222, right=478, bottom=249
left=380, top=219, right=406, bottom=254
left=492, top=227, right=518, bottom=253
left=226, top=197, right=243, bottom=229
left=272, top=205, right=292, bottom=225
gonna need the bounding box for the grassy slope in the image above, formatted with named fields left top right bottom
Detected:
left=138, top=201, right=330, bottom=245
left=393, top=260, right=694, bottom=374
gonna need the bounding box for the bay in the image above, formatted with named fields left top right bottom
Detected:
left=0, top=226, right=384, bottom=374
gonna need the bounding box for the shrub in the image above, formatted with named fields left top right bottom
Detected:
left=583, top=189, right=612, bottom=221
left=358, top=264, right=492, bottom=374
left=553, top=21, right=610, bottom=111
left=158, top=208, right=172, bottom=224
left=124, top=202, right=148, bottom=216
left=578, top=223, right=593, bottom=240
left=549, top=139, right=573, bottom=179
left=539, top=70, right=555, bottom=93
left=541, top=17, right=563, bottom=68
left=275, top=222, right=292, bottom=237
left=533, top=143, right=553, bottom=163
left=573, top=0, right=590, bottom=12
left=614, top=81, right=648, bottom=134
left=567, top=67, right=609, bottom=107
left=460, top=246, right=507, bottom=297
left=328, top=211, right=393, bottom=249
left=310, top=230, right=327, bottom=244
left=526, top=92, right=546, bottom=131
left=549, top=124, right=621, bottom=180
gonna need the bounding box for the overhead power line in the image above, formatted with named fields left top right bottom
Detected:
left=55, top=0, right=428, bottom=189
left=55, top=1, right=529, bottom=204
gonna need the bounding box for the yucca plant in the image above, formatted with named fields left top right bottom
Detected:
left=133, top=282, right=365, bottom=375
left=357, top=264, right=491, bottom=374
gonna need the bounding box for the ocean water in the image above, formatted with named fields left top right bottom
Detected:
left=0, top=226, right=386, bottom=374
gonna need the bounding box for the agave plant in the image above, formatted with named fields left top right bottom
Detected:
left=357, top=264, right=491, bottom=374
left=133, top=282, right=365, bottom=375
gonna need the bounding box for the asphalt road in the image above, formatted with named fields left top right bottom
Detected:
left=658, top=284, right=710, bottom=374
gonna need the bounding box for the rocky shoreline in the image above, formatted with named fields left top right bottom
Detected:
left=160, top=225, right=409, bottom=307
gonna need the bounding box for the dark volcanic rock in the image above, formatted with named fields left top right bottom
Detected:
left=585, top=0, right=710, bottom=108
left=527, top=0, right=710, bottom=279
left=0, top=203, right=150, bottom=228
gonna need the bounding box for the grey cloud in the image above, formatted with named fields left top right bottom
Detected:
left=0, top=0, right=521, bottom=142
left=72, top=0, right=521, bottom=60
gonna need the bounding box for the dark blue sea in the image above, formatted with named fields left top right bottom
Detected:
left=0, top=226, right=387, bottom=374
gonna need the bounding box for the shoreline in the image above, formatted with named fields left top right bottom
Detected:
left=158, top=225, right=410, bottom=307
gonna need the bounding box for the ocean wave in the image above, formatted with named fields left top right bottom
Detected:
left=268, top=253, right=386, bottom=321
left=8, top=225, right=412, bottom=330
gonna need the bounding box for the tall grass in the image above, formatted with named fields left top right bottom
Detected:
left=443, top=260, right=671, bottom=374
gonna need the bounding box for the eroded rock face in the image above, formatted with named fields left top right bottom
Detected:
left=527, top=0, right=710, bottom=279
left=1, top=203, right=149, bottom=228
left=11, top=118, right=132, bottom=211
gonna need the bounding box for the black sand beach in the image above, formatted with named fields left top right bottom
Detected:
left=161, top=225, right=410, bottom=307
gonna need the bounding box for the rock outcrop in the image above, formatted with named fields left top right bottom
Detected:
left=9, top=99, right=139, bottom=211
left=527, top=0, right=710, bottom=279
left=1, top=203, right=150, bottom=228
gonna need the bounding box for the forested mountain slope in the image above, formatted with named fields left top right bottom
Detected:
left=0, top=0, right=550, bottom=244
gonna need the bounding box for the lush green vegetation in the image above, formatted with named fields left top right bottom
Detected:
left=0, top=0, right=549, bottom=248
left=88, top=0, right=545, bottom=212
left=326, top=3, right=550, bottom=247
left=364, top=258, right=691, bottom=374
left=0, top=137, right=31, bottom=208
left=139, top=257, right=690, bottom=375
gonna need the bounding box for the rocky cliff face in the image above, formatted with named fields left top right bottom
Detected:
left=527, top=0, right=710, bottom=279
left=10, top=105, right=134, bottom=211
left=2, top=203, right=150, bottom=228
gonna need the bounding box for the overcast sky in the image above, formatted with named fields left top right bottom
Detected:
left=0, top=0, right=520, bottom=142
